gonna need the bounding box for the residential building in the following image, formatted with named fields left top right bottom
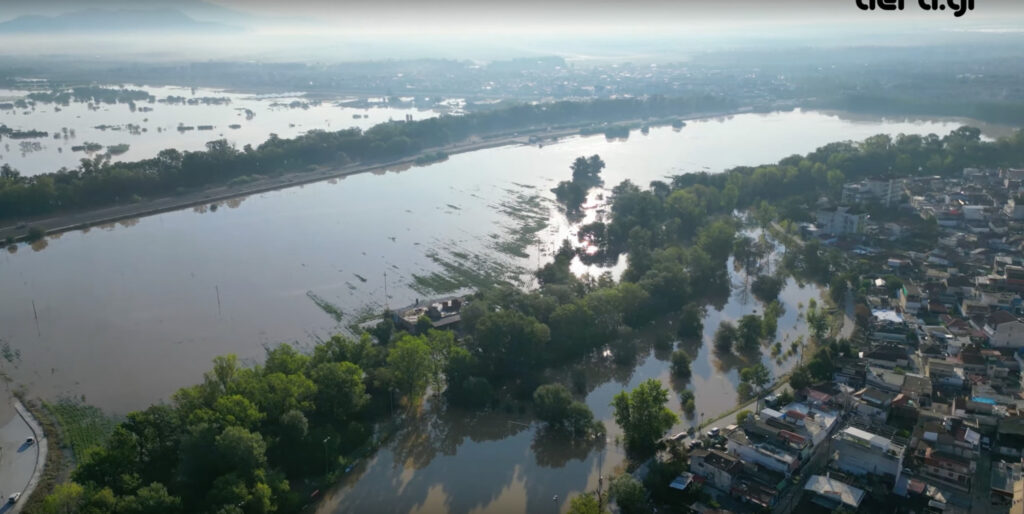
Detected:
left=725, top=419, right=806, bottom=476
left=986, top=310, right=1024, bottom=348
left=842, top=179, right=901, bottom=207
left=816, top=205, right=867, bottom=236
left=689, top=449, right=741, bottom=491
left=803, top=474, right=866, bottom=510
left=900, top=281, right=924, bottom=315
left=832, top=426, right=906, bottom=486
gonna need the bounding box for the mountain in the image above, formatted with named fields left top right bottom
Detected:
left=0, top=7, right=244, bottom=33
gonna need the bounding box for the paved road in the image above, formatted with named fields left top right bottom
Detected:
left=0, top=392, right=41, bottom=513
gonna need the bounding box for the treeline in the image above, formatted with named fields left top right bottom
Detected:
left=45, top=330, right=461, bottom=513
left=27, top=86, right=155, bottom=105
left=0, top=95, right=733, bottom=222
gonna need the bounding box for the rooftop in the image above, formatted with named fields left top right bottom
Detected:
left=804, top=474, right=866, bottom=508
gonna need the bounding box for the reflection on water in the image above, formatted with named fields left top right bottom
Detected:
left=318, top=248, right=822, bottom=514
left=0, top=109, right=1000, bottom=414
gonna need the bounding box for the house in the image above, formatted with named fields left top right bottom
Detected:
left=864, top=344, right=910, bottom=369
left=842, top=179, right=901, bottom=207
left=832, top=426, right=906, bottom=487
left=1006, top=195, right=1024, bottom=220
left=853, top=386, right=894, bottom=421
left=689, top=449, right=742, bottom=491
left=927, top=359, right=966, bottom=387
left=394, top=297, right=465, bottom=332
left=730, top=473, right=781, bottom=510
left=901, top=374, right=933, bottom=407
left=900, top=281, right=924, bottom=315
left=912, top=419, right=981, bottom=460
left=866, top=366, right=905, bottom=393
left=803, top=474, right=866, bottom=510
left=725, top=420, right=805, bottom=476
left=986, top=310, right=1024, bottom=348
left=816, top=205, right=867, bottom=236
left=921, top=447, right=975, bottom=492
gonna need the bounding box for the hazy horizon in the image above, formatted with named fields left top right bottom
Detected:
left=0, top=0, right=1021, bottom=62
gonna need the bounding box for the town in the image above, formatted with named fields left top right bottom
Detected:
left=665, top=166, right=1024, bottom=513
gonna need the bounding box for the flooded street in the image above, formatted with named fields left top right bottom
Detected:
left=0, top=109, right=1003, bottom=415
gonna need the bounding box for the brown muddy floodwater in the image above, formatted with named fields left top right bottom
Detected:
left=0, top=108, right=1006, bottom=513
left=0, top=110, right=1002, bottom=415
left=315, top=249, right=822, bottom=514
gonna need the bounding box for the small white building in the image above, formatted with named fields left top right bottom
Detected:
left=986, top=311, right=1024, bottom=348
left=816, top=206, right=867, bottom=236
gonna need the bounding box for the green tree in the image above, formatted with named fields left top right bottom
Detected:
left=215, top=426, right=267, bottom=479
left=42, top=482, right=85, bottom=514
left=670, top=349, right=691, bottom=378
left=425, top=329, right=457, bottom=395
left=713, top=321, right=737, bottom=353
left=310, top=361, right=368, bottom=425
left=565, top=401, right=601, bottom=437
left=737, top=314, right=763, bottom=353
left=677, top=303, right=704, bottom=339
left=789, top=365, right=812, bottom=391
left=566, top=492, right=608, bottom=514
left=609, top=474, right=649, bottom=514
left=470, top=310, right=550, bottom=382
left=119, top=482, right=182, bottom=514
left=386, top=335, right=434, bottom=404
left=806, top=300, right=829, bottom=342
left=740, top=363, right=772, bottom=402
left=736, top=409, right=753, bottom=423
left=611, top=379, right=678, bottom=453
left=679, top=390, right=696, bottom=414
left=534, top=384, right=574, bottom=427
left=263, top=343, right=310, bottom=376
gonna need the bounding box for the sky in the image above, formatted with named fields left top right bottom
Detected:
left=0, top=0, right=1021, bottom=61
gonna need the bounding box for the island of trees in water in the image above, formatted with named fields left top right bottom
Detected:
left=29, top=123, right=1024, bottom=513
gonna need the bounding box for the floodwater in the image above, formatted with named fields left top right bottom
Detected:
left=0, top=85, right=438, bottom=175
left=0, top=109, right=1002, bottom=417
left=315, top=245, right=819, bottom=514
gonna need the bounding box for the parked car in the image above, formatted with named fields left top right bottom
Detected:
left=25, top=437, right=34, bottom=446
left=670, top=432, right=687, bottom=442
left=706, top=427, right=721, bottom=439
left=8, top=492, right=20, bottom=503
left=688, top=439, right=702, bottom=451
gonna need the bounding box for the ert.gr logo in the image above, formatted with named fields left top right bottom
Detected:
left=856, top=0, right=975, bottom=17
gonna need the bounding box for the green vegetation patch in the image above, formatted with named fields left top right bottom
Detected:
left=307, top=291, right=345, bottom=323
left=44, top=398, right=118, bottom=462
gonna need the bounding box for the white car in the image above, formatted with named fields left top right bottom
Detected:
left=9, top=492, right=20, bottom=503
